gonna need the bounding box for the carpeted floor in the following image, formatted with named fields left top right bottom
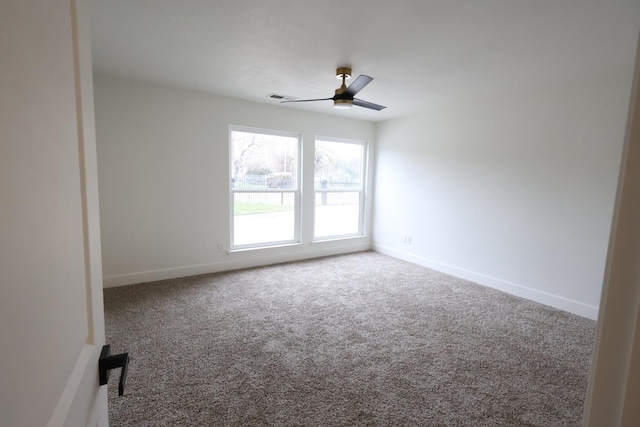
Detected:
left=104, top=251, right=596, bottom=426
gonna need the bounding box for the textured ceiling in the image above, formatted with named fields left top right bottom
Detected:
left=88, top=0, right=640, bottom=122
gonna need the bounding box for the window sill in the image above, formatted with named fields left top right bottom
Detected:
left=311, top=235, right=366, bottom=244
left=227, top=242, right=304, bottom=254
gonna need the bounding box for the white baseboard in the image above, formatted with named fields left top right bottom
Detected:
left=103, top=241, right=371, bottom=288
left=104, top=241, right=599, bottom=320
left=372, top=243, right=599, bottom=320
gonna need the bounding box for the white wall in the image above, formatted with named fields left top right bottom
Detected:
left=372, top=70, right=636, bottom=319
left=94, top=74, right=376, bottom=287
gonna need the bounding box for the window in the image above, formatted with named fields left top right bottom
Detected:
left=230, top=127, right=300, bottom=249
left=314, top=138, right=366, bottom=240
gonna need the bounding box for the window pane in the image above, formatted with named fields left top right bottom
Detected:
left=231, top=131, right=298, bottom=190
left=231, top=129, right=299, bottom=248
left=314, top=191, right=361, bottom=238
left=314, top=140, right=363, bottom=190
left=233, top=192, right=295, bottom=246
left=314, top=139, right=365, bottom=240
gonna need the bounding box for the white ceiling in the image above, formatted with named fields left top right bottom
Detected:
left=88, top=0, right=639, bottom=122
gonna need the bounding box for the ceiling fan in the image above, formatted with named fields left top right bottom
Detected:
left=282, top=67, right=386, bottom=111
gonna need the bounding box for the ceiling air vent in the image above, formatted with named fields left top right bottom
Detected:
left=267, top=93, right=299, bottom=102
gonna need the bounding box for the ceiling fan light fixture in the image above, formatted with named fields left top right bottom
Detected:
left=334, top=98, right=353, bottom=109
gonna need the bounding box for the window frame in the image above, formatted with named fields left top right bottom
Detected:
left=229, top=125, right=302, bottom=250
left=313, top=136, right=368, bottom=241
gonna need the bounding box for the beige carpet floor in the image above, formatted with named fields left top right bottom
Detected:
left=104, top=251, right=595, bottom=426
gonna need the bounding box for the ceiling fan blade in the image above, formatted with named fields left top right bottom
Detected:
left=343, top=75, right=373, bottom=97
left=353, top=98, right=386, bottom=111
left=281, top=98, right=333, bottom=103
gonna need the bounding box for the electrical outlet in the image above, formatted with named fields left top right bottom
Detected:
left=218, top=242, right=225, bottom=251
left=404, top=236, right=412, bottom=245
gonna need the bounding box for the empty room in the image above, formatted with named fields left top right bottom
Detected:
left=2, top=1, right=640, bottom=426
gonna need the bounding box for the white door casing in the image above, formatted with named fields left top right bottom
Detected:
left=0, top=0, right=108, bottom=426
left=583, top=30, right=640, bottom=427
